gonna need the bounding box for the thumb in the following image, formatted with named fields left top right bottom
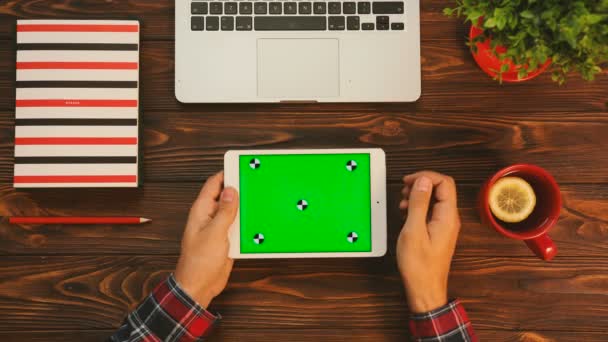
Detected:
left=405, top=176, right=433, bottom=228
left=208, top=187, right=239, bottom=232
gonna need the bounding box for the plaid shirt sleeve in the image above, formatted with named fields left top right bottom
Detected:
left=109, top=274, right=219, bottom=342
left=408, top=299, right=477, bottom=342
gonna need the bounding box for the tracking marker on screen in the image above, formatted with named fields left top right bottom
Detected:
left=253, top=233, right=265, bottom=244
left=346, top=160, right=358, bottom=171
left=347, top=232, right=359, bottom=243
left=296, top=199, right=308, bottom=211
left=250, top=158, right=261, bottom=169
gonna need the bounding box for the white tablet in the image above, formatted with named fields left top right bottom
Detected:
left=224, top=148, right=387, bottom=259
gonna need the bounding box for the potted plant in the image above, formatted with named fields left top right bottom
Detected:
left=444, top=1, right=608, bottom=83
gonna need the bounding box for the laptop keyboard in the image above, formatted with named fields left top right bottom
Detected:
left=190, top=0, right=405, bottom=31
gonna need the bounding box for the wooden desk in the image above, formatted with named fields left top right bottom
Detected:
left=1, top=1, right=607, bottom=341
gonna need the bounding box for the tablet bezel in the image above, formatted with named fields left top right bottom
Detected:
left=224, top=148, right=387, bottom=259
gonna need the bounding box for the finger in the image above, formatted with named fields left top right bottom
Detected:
left=429, top=175, right=458, bottom=220
left=404, top=176, right=433, bottom=231
left=404, top=172, right=459, bottom=244
left=401, top=185, right=410, bottom=198
left=403, top=171, right=457, bottom=202
left=428, top=178, right=459, bottom=241
left=399, top=199, right=408, bottom=210
left=428, top=209, right=461, bottom=248
left=403, top=171, right=451, bottom=187
left=198, top=172, right=224, bottom=204
left=208, top=187, right=239, bottom=233
left=189, top=172, right=224, bottom=226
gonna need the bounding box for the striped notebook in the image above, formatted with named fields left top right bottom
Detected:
left=14, top=19, right=141, bottom=188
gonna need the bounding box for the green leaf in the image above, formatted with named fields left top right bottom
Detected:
left=484, top=17, right=497, bottom=28
left=517, top=68, right=528, bottom=79
left=509, top=14, right=519, bottom=29
left=520, top=10, right=535, bottom=19
left=585, top=14, right=606, bottom=25
left=467, top=9, right=483, bottom=22
left=496, top=16, right=507, bottom=29
left=551, top=54, right=560, bottom=63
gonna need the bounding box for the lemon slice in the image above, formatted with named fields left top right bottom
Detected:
left=489, top=177, right=536, bottom=223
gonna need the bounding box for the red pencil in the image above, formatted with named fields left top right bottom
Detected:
left=8, top=217, right=151, bottom=225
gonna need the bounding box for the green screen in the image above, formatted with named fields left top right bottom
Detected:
left=239, top=153, right=372, bottom=254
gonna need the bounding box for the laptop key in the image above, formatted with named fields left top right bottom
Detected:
left=254, top=2, right=267, bottom=14
left=372, top=1, right=404, bottom=14
left=362, top=22, right=374, bottom=30
left=328, top=16, right=345, bottom=30
left=206, top=16, right=220, bottom=30
left=313, top=2, right=326, bottom=14
left=343, top=2, right=356, bottom=14
left=328, top=2, right=341, bottom=14
left=357, top=2, right=370, bottom=14
left=391, top=22, right=404, bottom=30
left=239, top=2, right=252, bottom=14
left=236, top=16, right=253, bottom=30
left=191, top=2, right=208, bottom=14
left=191, top=16, right=205, bottom=31
left=221, top=16, right=234, bottom=30
left=210, top=2, right=223, bottom=14
left=225, top=2, right=238, bottom=14
left=255, top=16, right=327, bottom=30
left=376, top=15, right=389, bottom=30
left=377, top=16, right=389, bottom=24
left=284, top=2, right=297, bottom=14
left=269, top=2, right=282, bottom=14
left=299, top=2, right=312, bottom=14
left=347, top=16, right=360, bottom=30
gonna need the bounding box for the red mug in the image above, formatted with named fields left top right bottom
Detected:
left=479, top=164, right=561, bottom=261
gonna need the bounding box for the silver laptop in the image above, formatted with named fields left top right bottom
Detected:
left=175, top=0, right=420, bottom=103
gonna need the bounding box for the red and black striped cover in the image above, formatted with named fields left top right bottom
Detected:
left=14, top=20, right=141, bottom=188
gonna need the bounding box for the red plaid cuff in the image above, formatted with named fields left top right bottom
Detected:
left=408, top=299, right=477, bottom=342
left=116, top=274, right=219, bottom=342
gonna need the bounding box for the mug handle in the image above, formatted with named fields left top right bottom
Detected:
left=525, top=234, right=557, bottom=261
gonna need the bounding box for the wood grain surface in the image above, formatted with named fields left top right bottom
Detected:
left=2, top=42, right=608, bottom=115
left=0, top=256, right=607, bottom=332
left=1, top=183, right=607, bottom=257
left=1, top=109, right=608, bottom=184
left=0, top=0, right=607, bottom=341
left=1, top=330, right=605, bottom=342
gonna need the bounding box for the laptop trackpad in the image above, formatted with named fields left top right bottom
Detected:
left=257, top=39, right=340, bottom=99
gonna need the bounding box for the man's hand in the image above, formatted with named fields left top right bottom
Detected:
left=174, top=172, right=239, bottom=309
left=397, top=171, right=461, bottom=313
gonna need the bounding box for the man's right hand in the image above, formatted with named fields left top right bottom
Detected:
left=174, top=172, right=239, bottom=309
left=396, top=171, right=461, bottom=313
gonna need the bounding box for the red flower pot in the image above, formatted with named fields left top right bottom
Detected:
left=469, top=24, right=551, bottom=82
